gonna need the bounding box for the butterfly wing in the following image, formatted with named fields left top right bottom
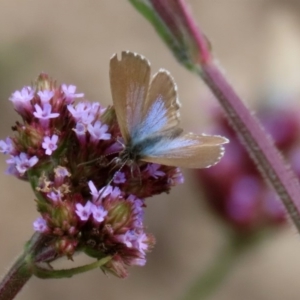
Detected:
left=110, top=51, right=227, bottom=169
left=110, top=51, right=151, bottom=144
left=141, top=134, right=228, bottom=168
left=139, top=70, right=181, bottom=139
left=110, top=51, right=181, bottom=145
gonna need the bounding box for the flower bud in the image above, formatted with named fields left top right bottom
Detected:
left=196, top=104, right=294, bottom=234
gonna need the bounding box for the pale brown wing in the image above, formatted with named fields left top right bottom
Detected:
left=141, top=70, right=181, bottom=134
left=109, top=51, right=150, bottom=143
left=141, top=133, right=228, bottom=168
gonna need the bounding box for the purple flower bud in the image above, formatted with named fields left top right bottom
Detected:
left=47, top=190, right=62, bottom=202
left=73, top=122, right=87, bottom=145
left=54, top=166, right=71, bottom=185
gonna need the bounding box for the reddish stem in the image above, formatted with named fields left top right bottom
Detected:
left=0, top=233, right=51, bottom=300
left=0, top=253, right=32, bottom=300
left=165, top=0, right=300, bottom=232
left=200, top=62, right=300, bottom=232
left=176, top=0, right=211, bottom=63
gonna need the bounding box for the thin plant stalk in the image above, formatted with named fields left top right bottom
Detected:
left=182, top=234, right=250, bottom=300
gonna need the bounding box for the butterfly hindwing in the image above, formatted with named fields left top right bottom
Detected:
left=141, top=134, right=228, bottom=168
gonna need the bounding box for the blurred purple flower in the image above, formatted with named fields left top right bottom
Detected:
left=0, top=138, right=14, bottom=155
left=196, top=105, right=295, bottom=233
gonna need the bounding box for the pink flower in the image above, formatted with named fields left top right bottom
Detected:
left=9, top=86, right=34, bottom=114
left=33, top=103, right=59, bottom=119
left=88, top=181, right=115, bottom=203
left=116, top=230, right=136, bottom=248
left=62, top=84, right=84, bottom=104
left=42, top=135, right=59, bottom=155
left=113, top=171, right=126, bottom=184
left=88, top=180, right=100, bottom=200
left=91, top=204, right=108, bottom=223
left=0, top=138, right=14, bottom=155
left=75, top=201, right=93, bottom=221
left=37, top=90, right=54, bottom=103
left=33, top=217, right=48, bottom=232
left=67, top=102, right=91, bottom=120
left=33, top=103, right=59, bottom=128
left=87, top=121, right=111, bottom=142
left=145, top=163, right=165, bottom=178
left=134, top=232, right=149, bottom=255
left=7, top=153, right=38, bottom=175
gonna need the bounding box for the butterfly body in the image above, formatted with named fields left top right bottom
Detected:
left=109, top=51, right=228, bottom=169
left=119, top=127, right=183, bottom=162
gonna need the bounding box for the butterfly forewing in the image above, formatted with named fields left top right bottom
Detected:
left=110, top=51, right=150, bottom=144
left=140, top=70, right=181, bottom=138
left=141, top=134, right=228, bottom=168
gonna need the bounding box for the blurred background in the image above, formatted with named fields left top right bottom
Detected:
left=1, top=1, right=300, bottom=299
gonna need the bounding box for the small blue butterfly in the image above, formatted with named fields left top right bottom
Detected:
left=109, top=51, right=228, bottom=169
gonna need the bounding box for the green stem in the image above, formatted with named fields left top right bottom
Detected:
left=182, top=235, right=250, bottom=300
left=33, top=256, right=112, bottom=279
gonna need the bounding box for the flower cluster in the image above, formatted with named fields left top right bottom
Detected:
left=0, top=74, right=184, bottom=278
left=196, top=105, right=295, bottom=234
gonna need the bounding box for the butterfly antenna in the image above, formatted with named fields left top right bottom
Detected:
left=77, top=149, right=123, bottom=168
left=77, top=157, right=104, bottom=167
left=136, top=164, right=142, bottom=185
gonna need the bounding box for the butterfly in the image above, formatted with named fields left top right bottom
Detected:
left=109, top=51, right=228, bottom=170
